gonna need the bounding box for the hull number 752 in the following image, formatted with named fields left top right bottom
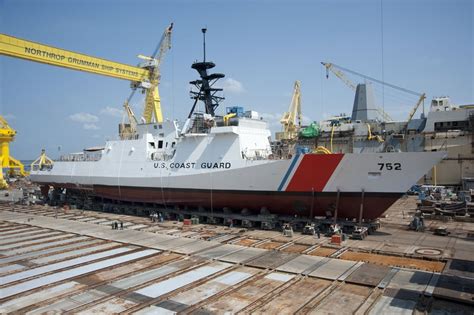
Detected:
left=378, top=163, right=401, bottom=170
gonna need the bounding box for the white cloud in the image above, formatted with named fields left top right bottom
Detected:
left=261, top=112, right=312, bottom=126
left=260, top=112, right=283, bottom=127
left=261, top=112, right=282, bottom=121
left=100, top=106, right=123, bottom=117
left=260, top=112, right=282, bottom=138
left=83, top=123, right=100, bottom=130
left=222, top=78, right=245, bottom=94
left=69, top=112, right=101, bottom=130
left=69, top=112, right=99, bottom=123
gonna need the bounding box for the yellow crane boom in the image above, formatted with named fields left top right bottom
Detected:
left=321, top=62, right=357, bottom=90
left=405, top=93, right=426, bottom=130
left=0, top=23, right=173, bottom=124
left=276, top=80, right=302, bottom=141
left=0, top=25, right=173, bottom=187
left=0, top=34, right=149, bottom=82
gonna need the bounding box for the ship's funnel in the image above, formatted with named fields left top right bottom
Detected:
left=351, top=83, right=381, bottom=122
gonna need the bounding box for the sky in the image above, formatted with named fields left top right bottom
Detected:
left=1, top=0, right=472, bottom=159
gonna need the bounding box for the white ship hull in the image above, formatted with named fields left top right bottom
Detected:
left=31, top=131, right=445, bottom=219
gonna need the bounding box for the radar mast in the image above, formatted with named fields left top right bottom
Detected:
left=188, top=28, right=225, bottom=118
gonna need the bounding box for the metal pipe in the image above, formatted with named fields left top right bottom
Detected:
left=202, top=28, right=207, bottom=62
left=334, top=189, right=340, bottom=225
left=359, top=189, right=365, bottom=226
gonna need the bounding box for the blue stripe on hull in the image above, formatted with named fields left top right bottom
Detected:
left=277, top=155, right=300, bottom=191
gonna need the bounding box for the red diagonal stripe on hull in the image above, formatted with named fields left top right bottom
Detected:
left=285, top=154, right=344, bottom=191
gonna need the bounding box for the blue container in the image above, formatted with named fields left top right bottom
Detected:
left=296, top=146, right=311, bottom=155
left=226, top=106, right=244, bottom=116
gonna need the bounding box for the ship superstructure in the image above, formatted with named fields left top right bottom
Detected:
left=301, top=95, right=473, bottom=187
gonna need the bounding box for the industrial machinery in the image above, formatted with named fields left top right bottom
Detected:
left=367, top=124, right=384, bottom=143
left=351, top=226, right=368, bottom=240
left=30, top=149, right=54, bottom=172
left=302, top=223, right=316, bottom=235
left=121, top=100, right=139, bottom=138
left=434, top=226, right=450, bottom=236
left=0, top=115, right=27, bottom=189
left=0, top=23, right=173, bottom=134
left=322, top=62, right=394, bottom=122
left=276, top=81, right=302, bottom=141
left=322, top=62, right=426, bottom=127
left=403, top=93, right=426, bottom=132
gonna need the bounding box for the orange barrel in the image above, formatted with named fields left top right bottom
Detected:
left=331, top=234, right=342, bottom=245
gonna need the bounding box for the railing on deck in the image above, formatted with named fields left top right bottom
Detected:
left=151, top=151, right=176, bottom=161
left=58, top=152, right=102, bottom=162
left=241, top=149, right=273, bottom=160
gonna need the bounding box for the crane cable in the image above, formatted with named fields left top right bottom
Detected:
left=330, top=124, right=335, bottom=152
left=381, top=0, right=385, bottom=117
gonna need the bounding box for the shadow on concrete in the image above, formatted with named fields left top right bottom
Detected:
left=433, top=274, right=474, bottom=305
left=369, top=231, right=392, bottom=236
left=444, top=259, right=474, bottom=278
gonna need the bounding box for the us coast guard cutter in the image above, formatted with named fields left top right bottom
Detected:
left=30, top=31, right=446, bottom=221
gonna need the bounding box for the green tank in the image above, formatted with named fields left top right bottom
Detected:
left=299, top=122, right=320, bottom=138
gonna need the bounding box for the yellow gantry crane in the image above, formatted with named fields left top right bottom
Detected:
left=276, top=81, right=302, bottom=141
left=0, top=23, right=173, bottom=127
left=0, top=116, right=27, bottom=188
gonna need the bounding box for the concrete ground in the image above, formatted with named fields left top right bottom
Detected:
left=0, top=197, right=473, bottom=314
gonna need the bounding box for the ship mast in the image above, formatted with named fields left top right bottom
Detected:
left=188, top=28, right=225, bottom=118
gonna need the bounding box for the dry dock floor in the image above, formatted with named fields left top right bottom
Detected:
left=0, top=196, right=473, bottom=314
